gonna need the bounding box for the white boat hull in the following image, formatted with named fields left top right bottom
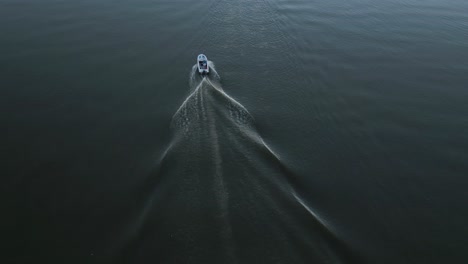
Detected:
left=197, top=54, right=209, bottom=74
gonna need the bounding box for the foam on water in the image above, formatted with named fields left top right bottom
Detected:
left=110, top=62, right=359, bottom=263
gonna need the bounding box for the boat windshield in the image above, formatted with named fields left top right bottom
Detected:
left=199, top=61, right=207, bottom=69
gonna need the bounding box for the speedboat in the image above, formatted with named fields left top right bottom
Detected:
left=197, top=54, right=209, bottom=74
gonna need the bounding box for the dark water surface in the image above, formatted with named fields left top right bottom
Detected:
left=1, top=0, right=468, bottom=263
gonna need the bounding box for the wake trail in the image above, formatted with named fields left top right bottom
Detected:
left=110, top=62, right=359, bottom=264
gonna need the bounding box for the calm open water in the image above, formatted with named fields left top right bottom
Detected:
left=1, top=0, right=468, bottom=263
